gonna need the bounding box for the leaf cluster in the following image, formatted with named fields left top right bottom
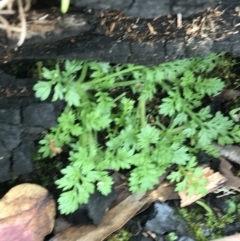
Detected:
left=33, top=53, right=240, bottom=214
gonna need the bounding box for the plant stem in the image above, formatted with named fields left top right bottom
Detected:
left=85, top=65, right=144, bottom=86
left=80, top=132, right=86, bottom=146
left=155, top=119, right=166, bottom=130
left=182, top=106, right=203, bottom=127
left=170, top=126, right=186, bottom=134
left=113, top=92, right=126, bottom=102
left=196, top=200, right=215, bottom=216
left=100, top=79, right=141, bottom=88
left=139, top=99, right=146, bottom=127
left=88, top=131, right=94, bottom=145
left=36, top=61, right=43, bottom=79
left=160, top=79, right=203, bottom=128
left=158, top=79, right=173, bottom=93
left=78, top=61, right=88, bottom=83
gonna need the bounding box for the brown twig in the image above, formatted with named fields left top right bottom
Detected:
left=16, top=0, right=26, bottom=45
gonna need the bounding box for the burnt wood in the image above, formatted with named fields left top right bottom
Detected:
left=0, top=0, right=239, bottom=66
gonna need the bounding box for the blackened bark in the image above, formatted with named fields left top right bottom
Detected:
left=0, top=1, right=239, bottom=66
left=0, top=71, right=64, bottom=181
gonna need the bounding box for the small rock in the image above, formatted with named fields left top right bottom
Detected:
left=23, top=103, right=58, bottom=128
left=12, top=138, right=35, bottom=174
left=0, top=146, right=11, bottom=181
left=0, top=107, right=20, bottom=125
left=0, top=124, right=22, bottom=151
left=143, top=202, right=177, bottom=235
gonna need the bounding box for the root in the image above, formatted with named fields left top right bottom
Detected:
left=0, top=0, right=31, bottom=46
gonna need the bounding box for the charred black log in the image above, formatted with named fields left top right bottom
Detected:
left=0, top=0, right=239, bottom=66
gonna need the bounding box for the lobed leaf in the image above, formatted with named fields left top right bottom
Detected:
left=33, top=81, right=52, bottom=100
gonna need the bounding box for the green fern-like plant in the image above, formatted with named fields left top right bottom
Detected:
left=33, top=53, right=240, bottom=214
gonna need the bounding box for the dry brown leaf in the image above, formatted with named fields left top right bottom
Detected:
left=49, top=139, right=62, bottom=156
left=110, top=172, right=131, bottom=209
left=212, top=89, right=240, bottom=101
left=148, top=182, right=178, bottom=203
left=219, top=157, right=240, bottom=192
left=179, top=167, right=226, bottom=207
left=213, top=143, right=240, bottom=165
left=0, top=183, right=56, bottom=241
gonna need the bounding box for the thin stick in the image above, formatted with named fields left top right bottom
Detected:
left=0, top=23, right=22, bottom=32
left=24, top=0, right=31, bottom=12
left=0, top=14, right=13, bottom=37
left=0, top=10, right=15, bottom=14
left=17, top=0, right=27, bottom=46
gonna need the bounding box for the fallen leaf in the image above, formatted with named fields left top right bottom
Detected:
left=179, top=167, right=226, bottom=207
left=219, top=157, right=240, bottom=192
left=110, top=172, right=131, bottom=209
left=213, top=143, right=240, bottom=165
left=49, top=139, right=62, bottom=156
left=148, top=182, right=178, bottom=203
left=0, top=183, right=56, bottom=241
left=212, top=89, right=240, bottom=101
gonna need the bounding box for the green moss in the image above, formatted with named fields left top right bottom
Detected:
left=106, top=229, right=132, bottom=241
left=178, top=196, right=240, bottom=240
left=167, top=232, right=178, bottom=241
